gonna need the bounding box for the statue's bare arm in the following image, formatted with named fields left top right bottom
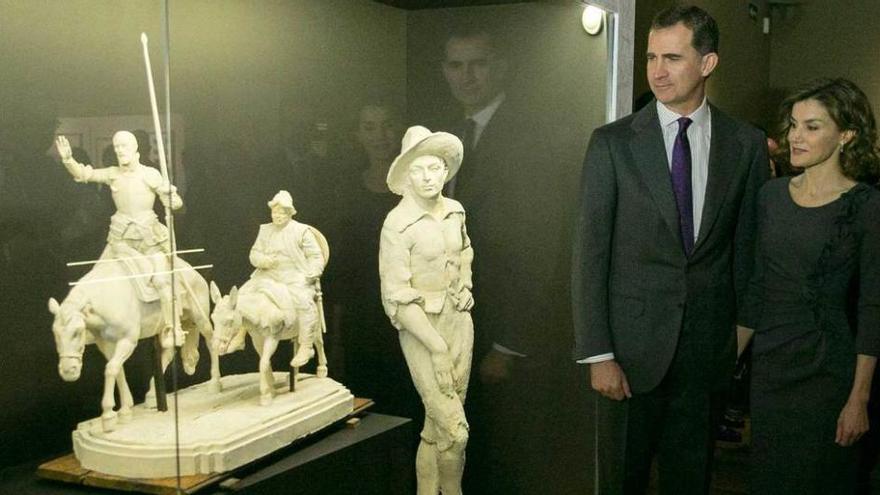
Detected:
left=395, top=304, right=456, bottom=395
left=55, top=135, right=112, bottom=184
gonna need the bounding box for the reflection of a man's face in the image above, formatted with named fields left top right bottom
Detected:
left=443, top=34, right=506, bottom=114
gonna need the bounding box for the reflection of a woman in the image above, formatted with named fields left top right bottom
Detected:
left=335, top=103, right=420, bottom=416
left=356, top=104, right=402, bottom=193
left=740, top=78, right=880, bottom=494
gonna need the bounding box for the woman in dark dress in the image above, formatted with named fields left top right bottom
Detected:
left=333, top=102, right=422, bottom=419
left=740, top=78, right=880, bottom=494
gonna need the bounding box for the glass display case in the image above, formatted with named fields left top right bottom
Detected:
left=0, top=0, right=630, bottom=492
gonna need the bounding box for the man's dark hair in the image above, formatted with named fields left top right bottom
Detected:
left=651, top=5, right=719, bottom=55
left=443, top=23, right=505, bottom=60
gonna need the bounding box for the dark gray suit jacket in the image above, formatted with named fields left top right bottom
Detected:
left=571, top=101, right=769, bottom=393
left=445, top=98, right=568, bottom=360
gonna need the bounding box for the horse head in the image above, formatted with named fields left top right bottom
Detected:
left=210, top=281, right=242, bottom=355
left=48, top=297, right=90, bottom=381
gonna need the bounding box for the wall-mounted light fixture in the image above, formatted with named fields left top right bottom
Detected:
left=582, top=5, right=605, bottom=35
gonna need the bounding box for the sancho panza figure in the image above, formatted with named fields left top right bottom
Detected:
left=55, top=132, right=183, bottom=344
left=248, top=190, right=325, bottom=367
left=379, top=126, right=474, bottom=495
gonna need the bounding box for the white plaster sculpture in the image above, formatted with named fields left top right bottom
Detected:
left=57, top=133, right=184, bottom=343
left=49, top=133, right=219, bottom=432
left=210, top=190, right=329, bottom=406
left=379, top=126, right=473, bottom=495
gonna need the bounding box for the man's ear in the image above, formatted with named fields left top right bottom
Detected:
left=700, top=52, right=719, bottom=78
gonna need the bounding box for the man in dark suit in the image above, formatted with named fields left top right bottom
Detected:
left=572, top=6, right=769, bottom=494
left=439, top=25, right=579, bottom=493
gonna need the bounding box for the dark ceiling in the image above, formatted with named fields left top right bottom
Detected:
left=372, top=0, right=531, bottom=9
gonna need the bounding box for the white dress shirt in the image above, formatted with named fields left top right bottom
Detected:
left=580, top=98, right=713, bottom=365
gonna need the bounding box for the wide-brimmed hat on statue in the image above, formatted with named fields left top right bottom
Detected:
left=268, top=190, right=297, bottom=214
left=386, top=125, right=463, bottom=195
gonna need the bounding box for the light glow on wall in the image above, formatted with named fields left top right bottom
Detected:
left=582, top=5, right=604, bottom=35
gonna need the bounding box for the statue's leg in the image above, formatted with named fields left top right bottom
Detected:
left=437, top=441, right=466, bottom=495
left=315, top=330, right=328, bottom=378
left=290, top=304, right=317, bottom=367
left=101, top=338, right=137, bottom=432
left=151, top=253, right=184, bottom=346
left=436, top=313, right=471, bottom=495
left=180, top=319, right=200, bottom=375
left=400, top=325, right=468, bottom=495
left=160, top=341, right=175, bottom=374
left=259, top=335, right=280, bottom=406
left=416, top=440, right=441, bottom=495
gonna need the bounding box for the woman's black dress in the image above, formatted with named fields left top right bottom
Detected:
left=748, top=178, right=880, bottom=494
left=332, top=163, right=422, bottom=421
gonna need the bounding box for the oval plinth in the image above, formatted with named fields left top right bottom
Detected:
left=72, top=373, right=354, bottom=479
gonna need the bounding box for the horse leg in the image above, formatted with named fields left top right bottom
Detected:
left=180, top=319, right=200, bottom=376
left=145, top=377, right=157, bottom=409
left=160, top=343, right=175, bottom=381
left=258, top=335, right=280, bottom=406
left=207, top=328, right=223, bottom=393
left=115, top=368, right=134, bottom=422
left=94, top=339, right=133, bottom=422
left=101, top=338, right=137, bottom=432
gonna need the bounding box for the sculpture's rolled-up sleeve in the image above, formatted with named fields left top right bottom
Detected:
left=379, top=224, right=421, bottom=329
left=62, top=159, right=113, bottom=184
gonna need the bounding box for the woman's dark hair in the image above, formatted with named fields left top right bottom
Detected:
left=776, top=78, right=880, bottom=182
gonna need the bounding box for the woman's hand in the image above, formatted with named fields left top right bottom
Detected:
left=836, top=398, right=870, bottom=446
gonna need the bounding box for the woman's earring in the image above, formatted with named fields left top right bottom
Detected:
left=839, top=142, right=845, bottom=153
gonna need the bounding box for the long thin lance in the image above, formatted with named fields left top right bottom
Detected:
left=140, top=32, right=176, bottom=414
left=140, top=32, right=180, bottom=307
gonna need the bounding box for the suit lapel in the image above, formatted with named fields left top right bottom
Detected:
left=457, top=101, right=509, bottom=207
left=693, top=105, right=738, bottom=253
left=629, top=104, right=683, bottom=248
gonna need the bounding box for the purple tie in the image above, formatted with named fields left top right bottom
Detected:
left=671, top=117, right=694, bottom=255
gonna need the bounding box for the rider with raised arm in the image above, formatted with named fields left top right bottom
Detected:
left=55, top=131, right=184, bottom=346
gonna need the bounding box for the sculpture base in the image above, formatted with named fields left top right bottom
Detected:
left=72, top=372, right=354, bottom=479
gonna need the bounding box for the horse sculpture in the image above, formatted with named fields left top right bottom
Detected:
left=210, top=280, right=328, bottom=406
left=49, top=257, right=219, bottom=432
